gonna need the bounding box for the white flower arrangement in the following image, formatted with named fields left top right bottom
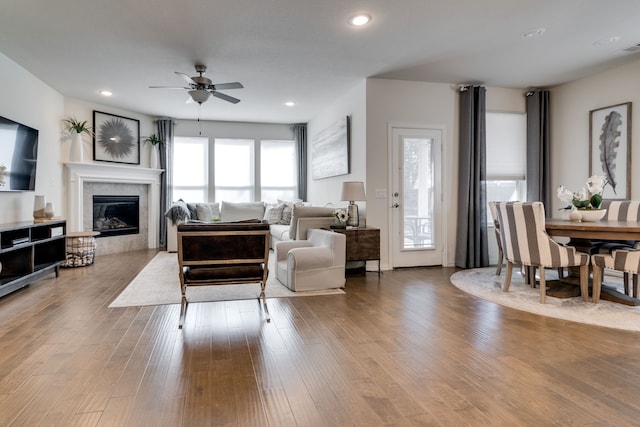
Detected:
left=557, top=175, right=607, bottom=210
left=332, top=209, right=349, bottom=223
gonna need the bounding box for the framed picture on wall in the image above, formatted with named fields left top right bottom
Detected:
left=311, top=116, right=350, bottom=180
left=93, top=111, right=140, bottom=165
left=589, top=102, right=632, bottom=199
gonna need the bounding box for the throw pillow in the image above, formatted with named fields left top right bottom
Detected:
left=220, top=201, right=266, bottom=221
left=186, top=203, right=198, bottom=220
left=263, top=203, right=286, bottom=224
left=195, top=202, right=220, bottom=221
left=278, top=199, right=303, bottom=225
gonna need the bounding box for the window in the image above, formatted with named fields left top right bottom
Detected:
left=486, top=111, right=526, bottom=211
left=172, top=136, right=297, bottom=203
left=486, top=112, right=526, bottom=263
left=261, top=140, right=296, bottom=202
left=172, top=137, right=208, bottom=202
left=214, top=138, right=254, bottom=202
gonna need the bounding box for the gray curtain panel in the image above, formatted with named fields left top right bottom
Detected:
left=526, top=90, right=552, bottom=213
left=156, top=118, right=175, bottom=248
left=292, top=124, right=307, bottom=201
left=455, top=86, right=489, bottom=268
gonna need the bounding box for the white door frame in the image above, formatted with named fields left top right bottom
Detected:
left=386, top=122, right=447, bottom=268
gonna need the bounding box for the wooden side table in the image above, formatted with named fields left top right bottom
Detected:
left=330, top=227, right=380, bottom=275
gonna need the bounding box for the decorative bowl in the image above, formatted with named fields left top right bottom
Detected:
left=578, top=208, right=606, bottom=222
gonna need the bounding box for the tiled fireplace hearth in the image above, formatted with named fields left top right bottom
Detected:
left=65, top=162, right=162, bottom=255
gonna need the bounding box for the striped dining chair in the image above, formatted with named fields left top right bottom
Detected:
left=601, top=200, right=640, bottom=222
left=495, top=201, right=591, bottom=303
left=592, top=250, right=640, bottom=303
left=598, top=201, right=640, bottom=250
left=593, top=200, right=640, bottom=298
left=488, top=202, right=504, bottom=275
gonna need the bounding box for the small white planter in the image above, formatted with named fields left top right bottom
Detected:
left=70, top=132, right=83, bottom=162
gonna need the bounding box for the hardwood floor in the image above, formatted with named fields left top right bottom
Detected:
left=1, top=250, right=640, bottom=426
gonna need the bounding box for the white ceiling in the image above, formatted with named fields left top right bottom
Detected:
left=1, top=0, right=639, bottom=124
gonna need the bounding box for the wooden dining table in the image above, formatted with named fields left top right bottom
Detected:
left=545, top=218, right=640, bottom=305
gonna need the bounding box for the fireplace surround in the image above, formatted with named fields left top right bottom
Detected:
left=65, top=162, right=162, bottom=254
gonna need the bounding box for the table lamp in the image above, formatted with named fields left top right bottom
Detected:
left=341, top=181, right=366, bottom=227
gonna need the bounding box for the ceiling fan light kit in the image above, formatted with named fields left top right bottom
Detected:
left=151, top=64, right=243, bottom=105
left=188, top=89, right=211, bottom=104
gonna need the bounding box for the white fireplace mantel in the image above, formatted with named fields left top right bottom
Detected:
left=65, top=162, right=163, bottom=248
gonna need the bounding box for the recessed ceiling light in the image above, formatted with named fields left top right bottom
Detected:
left=285, top=101, right=296, bottom=107
left=99, top=90, right=112, bottom=97
left=593, top=36, right=621, bottom=47
left=349, top=14, right=371, bottom=26
left=522, top=28, right=546, bottom=39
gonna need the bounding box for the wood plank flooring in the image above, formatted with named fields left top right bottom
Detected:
left=1, top=249, right=640, bottom=426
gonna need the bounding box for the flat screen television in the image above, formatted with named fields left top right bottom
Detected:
left=0, top=115, right=39, bottom=191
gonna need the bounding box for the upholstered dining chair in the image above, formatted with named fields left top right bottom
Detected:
left=597, top=200, right=640, bottom=249
left=595, top=200, right=640, bottom=293
left=488, top=201, right=504, bottom=275
left=592, top=250, right=640, bottom=303
left=495, top=201, right=591, bottom=303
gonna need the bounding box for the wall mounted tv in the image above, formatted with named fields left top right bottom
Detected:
left=0, top=115, right=39, bottom=192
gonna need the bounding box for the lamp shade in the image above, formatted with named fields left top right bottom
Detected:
left=189, top=89, right=211, bottom=104
left=341, top=181, right=366, bottom=201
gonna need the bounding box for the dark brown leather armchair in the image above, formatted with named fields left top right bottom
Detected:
left=177, top=220, right=270, bottom=328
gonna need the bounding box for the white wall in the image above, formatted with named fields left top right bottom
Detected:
left=365, top=79, right=456, bottom=268
left=172, top=119, right=293, bottom=140
left=307, top=80, right=367, bottom=208
left=0, top=53, right=157, bottom=225
left=551, top=58, right=640, bottom=213
left=366, top=79, right=525, bottom=268
left=63, top=98, right=155, bottom=166
left=0, top=52, right=64, bottom=223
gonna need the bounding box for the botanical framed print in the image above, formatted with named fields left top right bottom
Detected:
left=311, top=116, right=350, bottom=180
left=93, top=111, right=140, bottom=164
left=589, top=102, right=632, bottom=200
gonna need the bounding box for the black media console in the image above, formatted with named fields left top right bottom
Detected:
left=0, top=219, right=66, bottom=298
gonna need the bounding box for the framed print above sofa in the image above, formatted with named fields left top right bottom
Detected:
left=311, top=116, right=350, bottom=180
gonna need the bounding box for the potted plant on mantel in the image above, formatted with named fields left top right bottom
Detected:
left=62, top=117, right=93, bottom=163
left=143, top=134, right=164, bottom=169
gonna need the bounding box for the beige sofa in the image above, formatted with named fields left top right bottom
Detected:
left=165, top=201, right=336, bottom=252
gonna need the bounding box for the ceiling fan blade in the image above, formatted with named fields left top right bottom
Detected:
left=149, top=85, right=190, bottom=89
left=211, top=91, right=241, bottom=104
left=176, top=72, right=197, bottom=85
left=212, top=82, right=244, bottom=90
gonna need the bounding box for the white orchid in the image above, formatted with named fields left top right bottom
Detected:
left=556, top=185, right=574, bottom=206
left=557, top=175, right=608, bottom=210
left=586, top=175, right=607, bottom=195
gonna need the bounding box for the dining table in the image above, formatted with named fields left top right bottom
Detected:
left=545, top=218, right=640, bottom=305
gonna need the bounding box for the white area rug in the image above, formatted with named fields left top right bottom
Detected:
left=109, top=252, right=344, bottom=308
left=450, top=267, right=640, bottom=331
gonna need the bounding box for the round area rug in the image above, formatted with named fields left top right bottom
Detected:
left=450, top=267, right=640, bottom=332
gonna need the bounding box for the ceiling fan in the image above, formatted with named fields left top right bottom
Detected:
left=150, top=65, right=243, bottom=104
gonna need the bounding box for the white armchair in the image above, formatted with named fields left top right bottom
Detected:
left=274, top=228, right=346, bottom=291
